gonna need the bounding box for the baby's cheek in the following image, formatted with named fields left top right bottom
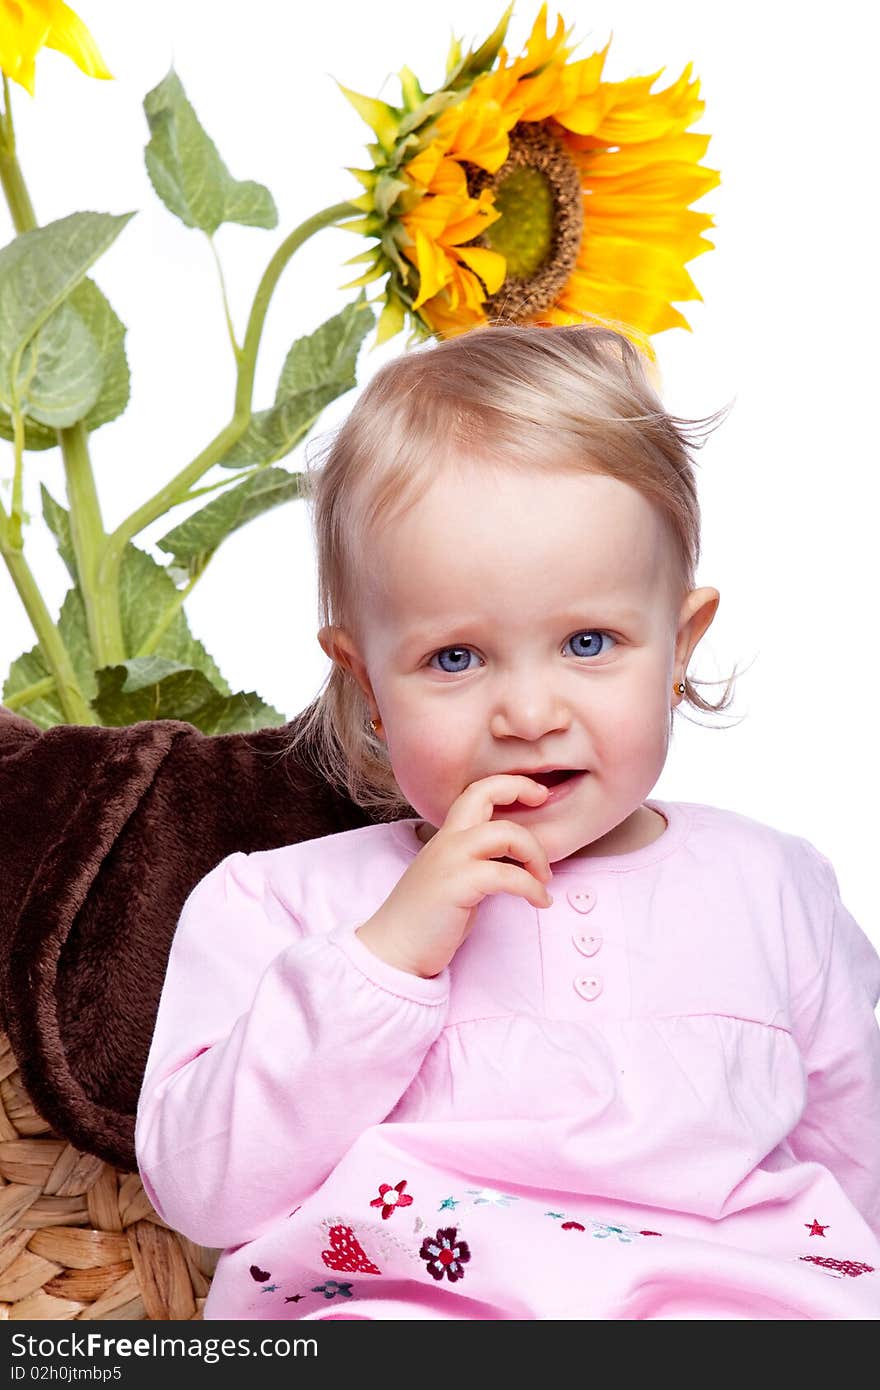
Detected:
left=598, top=702, right=667, bottom=769
left=388, top=737, right=456, bottom=810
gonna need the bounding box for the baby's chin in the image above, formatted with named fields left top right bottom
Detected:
left=414, top=820, right=438, bottom=846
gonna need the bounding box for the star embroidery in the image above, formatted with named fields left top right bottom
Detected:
left=438, top=1196, right=459, bottom=1210
left=260, top=1284, right=279, bottom=1292
left=805, top=1218, right=830, bottom=1236
left=545, top=1211, right=566, bottom=1220
left=285, top=1294, right=305, bottom=1303
left=466, top=1187, right=519, bottom=1207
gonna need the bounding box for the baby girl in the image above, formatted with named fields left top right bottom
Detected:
left=136, top=324, right=880, bottom=1320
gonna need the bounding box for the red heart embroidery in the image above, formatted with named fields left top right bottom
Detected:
left=249, top=1264, right=271, bottom=1282
left=561, top=1221, right=586, bottom=1231
left=321, top=1223, right=381, bottom=1275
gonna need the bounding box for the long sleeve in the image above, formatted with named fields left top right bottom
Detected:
left=787, top=851, right=880, bottom=1239
left=135, top=850, right=449, bottom=1249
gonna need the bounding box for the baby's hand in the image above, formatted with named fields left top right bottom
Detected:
left=356, top=775, right=553, bottom=979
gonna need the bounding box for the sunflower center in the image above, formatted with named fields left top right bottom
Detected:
left=484, top=166, right=554, bottom=279
left=465, top=121, right=584, bottom=323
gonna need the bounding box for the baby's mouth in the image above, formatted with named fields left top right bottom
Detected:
left=530, top=769, right=580, bottom=788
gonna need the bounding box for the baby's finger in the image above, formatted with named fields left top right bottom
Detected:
left=444, top=775, right=550, bottom=834
left=466, top=818, right=553, bottom=885
left=474, top=858, right=553, bottom=908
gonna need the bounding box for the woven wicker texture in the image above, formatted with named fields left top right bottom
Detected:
left=0, top=1033, right=219, bottom=1320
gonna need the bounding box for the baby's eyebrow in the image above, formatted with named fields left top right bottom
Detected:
left=399, top=607, right=645, bottom=646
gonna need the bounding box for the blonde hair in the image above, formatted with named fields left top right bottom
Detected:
left=285, top=322, right=741, bottom=819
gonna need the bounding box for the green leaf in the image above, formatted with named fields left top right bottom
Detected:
left=144, top=69, right=278, bottom=233
left=36, top=488, right=232, bottom=692
left=0, top=408, right=56, bottom=451
left=449, top=3, right=514, bottom=88
left=40, top=484, right=77, bottom=583
left=68, top=277, right=131, bottom=432
left=0, top=212, right=134, bottom=421
left=219, top=294, right=374, bottom=469
left=0, top=275, right=131, bottom=446
left=17, top=299, right=103, bottom=427
left=397, top=65, right=426, bottom=112
left=156, top=466, right=306, bottom=572
left=336, top=82, right=402, bottom=152
left=375, top=292, right=407, bottom=346
left=2, top=501, right=282, bottom=731
left=92, top=660, right=285, bottom=732
left=117, top=542, right=229, bottom=691
left=397, top=89, right=463, bottom=140
left=2, top=585, right=97, bottom=729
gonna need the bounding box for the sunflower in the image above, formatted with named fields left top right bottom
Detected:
left=0, top=0, right=111, bottom=95
left=338, top=3, right=719, bottom=345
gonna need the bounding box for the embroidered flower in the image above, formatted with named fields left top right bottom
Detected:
left=420, top=1226, right=471, bottom=1282
left=312, top=1279, right=354, bottom=1300
left=370, top=1179, right=415, bottom=1219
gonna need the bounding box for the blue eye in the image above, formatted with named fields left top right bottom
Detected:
left=428, top=631, right=615, bottom=673
left=431, top=647, right=478, bottom=674
left=566, top=631, right=615, bottom=659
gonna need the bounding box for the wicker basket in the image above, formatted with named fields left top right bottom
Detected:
left=0, top=1031, right=219, bottom=1320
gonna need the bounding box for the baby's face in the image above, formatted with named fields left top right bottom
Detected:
left=326, top=463, right=718, bottom=864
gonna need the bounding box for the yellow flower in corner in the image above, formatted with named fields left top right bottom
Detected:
left=338, top=3, right=719, bottom=345
left=0, top=0, right=112, bottom=95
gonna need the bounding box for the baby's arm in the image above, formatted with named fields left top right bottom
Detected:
left=786, top=851, right=880, bottom=1240
left=134, top=850, right=449, bottom=1249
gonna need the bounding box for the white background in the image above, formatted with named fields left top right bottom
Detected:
left=1, top=1, right=878, bottom=932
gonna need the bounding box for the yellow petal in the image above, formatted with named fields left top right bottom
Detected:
left=442, top=192, right=502, bottom=246
left=423, top=157, right=469, bottom=198
left=455, top=245, right=506, bottom=294
left=576, top=235, right=702, bottom=301
left=409, top=228, right=455, bottom=307
left=45, top=0, right=113, bottom=79
left=0, top=0, right=49, bottom=92
left=580, top=131, right=711, bottom=178
left=555, top=89, right=615, bottom=136
left=557, top=271, right=695, bottom=334
left=405, top=144, right=446, bottom=188
left=585, top=162, right=720, bottom=203
left=403, top=193, right=465, bottom=240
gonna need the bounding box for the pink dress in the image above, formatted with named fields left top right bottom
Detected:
left=135, top=799, right=880, bottom=1320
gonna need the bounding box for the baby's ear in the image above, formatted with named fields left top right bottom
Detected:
left=317, top=625, right=336, bottom=662
left=318, top=625, right=364, bottom=684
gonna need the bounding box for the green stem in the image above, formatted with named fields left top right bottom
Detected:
left=206, top=232, right=241, bottom=361
left=103, top=200, right=359, bottom=572
left=2, top=75, right=122, bottom=666
left=0, top=495, right=96, bottom=724
left=234, top=201, right=358, bottom=419
left=0, top=75, right=37, bottom=226
left=133, top=561, right=210, bottom=658
left=179, top=465, right=263, bottom=504
left=60, top=418, right=125, bottom=662
left=0, top=75, right=100, bottom=721
left=2, top=673, right=54, bottom=710
left=9, top=407, right=24, bottom=549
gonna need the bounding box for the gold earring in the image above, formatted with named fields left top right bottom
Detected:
left=370, top=717, right=381, bottom=733
left=674, top=681, right=686, bottom=696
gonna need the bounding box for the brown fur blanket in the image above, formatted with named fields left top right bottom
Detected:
left=0, top=707, right=375, bottom=1171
